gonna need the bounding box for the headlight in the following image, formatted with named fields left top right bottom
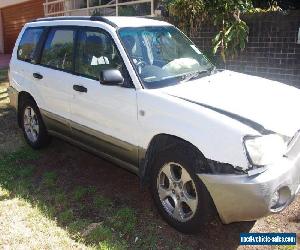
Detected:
left=244, top=134, right=287, bottom=166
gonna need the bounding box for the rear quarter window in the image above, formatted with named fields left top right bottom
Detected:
left=17, top=27, right=44, bottom=63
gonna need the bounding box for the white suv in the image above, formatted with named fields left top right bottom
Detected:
left=8, top=16, right=300, bottom=233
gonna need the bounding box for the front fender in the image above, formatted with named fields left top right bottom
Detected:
left=137, top=90, right=258, bottom=171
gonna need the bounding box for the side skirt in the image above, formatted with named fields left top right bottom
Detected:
left=40, top=109, right=139, bottom=175
left=48, top=130, right=139, bottom=175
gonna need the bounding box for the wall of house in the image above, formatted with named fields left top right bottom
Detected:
left=1, top=0, right=44, bottom=53
left=0, top=11, right=4, bottom=54
left=190, top=10, right=300, bottom=87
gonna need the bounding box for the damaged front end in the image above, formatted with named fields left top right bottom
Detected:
left=207, top=133, right=291, bottom=176
left=243, top=133, right=290, bottom=175
left=207, top=160, right=246, bottom=175
left=198, top=131, right=300, bottom=224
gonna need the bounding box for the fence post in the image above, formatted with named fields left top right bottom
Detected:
left=151, top=0, right=154, bottom=16
left=116, top=0, right=119, bottom=16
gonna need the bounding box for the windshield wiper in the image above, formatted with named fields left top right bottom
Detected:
left=181, top=66, right=216, bottom=83
left=181, top=69, right=210, bottom=83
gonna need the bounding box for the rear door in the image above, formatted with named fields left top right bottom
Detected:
left=32, top=27, right=77, bottom=135
left=11, top=26, right=45, bottom=103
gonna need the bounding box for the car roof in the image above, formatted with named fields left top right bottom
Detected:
left=32, top=16, right=172, bottom=28
left=105, top=16, right=171, bottom=27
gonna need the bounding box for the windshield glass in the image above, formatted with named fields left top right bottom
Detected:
left=118, top=26, right=214, bottom=89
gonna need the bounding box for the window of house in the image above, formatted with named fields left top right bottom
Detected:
left=41, top=28, right=75, bottom=71
left=17, top=28, right=44, bottom=63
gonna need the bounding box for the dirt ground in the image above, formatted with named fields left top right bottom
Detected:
left=0, top=81, right=299, bottom=250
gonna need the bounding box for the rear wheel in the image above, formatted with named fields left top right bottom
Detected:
left=151, top=145, right=215, bottom=233
left=21, top=99, right=50, bottom=149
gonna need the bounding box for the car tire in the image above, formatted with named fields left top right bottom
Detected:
left=150, top=144, right=216, bottom=234
left=20, top=98, right=50, bottom=149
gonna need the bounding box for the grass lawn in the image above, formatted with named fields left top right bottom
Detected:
left=0, top=69, right=8, bottom=83
left=0, top=81, right=299, bottom=249
left=0, top=145, right=174, bottom=249
left=0, top=145, right=189, bottom=250
left=0, top=148, right=134, bottom=249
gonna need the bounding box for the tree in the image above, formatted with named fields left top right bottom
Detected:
left=168, top=0, right=253, bottom=60
left=207, top=0, right=252, bottom=60
left=253, top=0, right=300, bottom=10
left=168, top=0, right=205, bottom=36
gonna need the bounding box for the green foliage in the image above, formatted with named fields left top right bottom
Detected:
left=17, top=165, right=36, bottom=178
left=252, top=0, right=289, bottom=11
left=42, top=171, right=57, bottom=188
left=84, top=224, right=128, bottom=250
left=207, top=0, right=252, bottom=61
left=73, top=186, right=89, bottom=201
left=109, top=207, right=136, bottom=235
left=85, top=225, right=113, bottom=244
left=168, top=0, right=254, bottom=60
left=93, top=195, right=113, bottom=209
left=58, top=209, right=74, bottom=224
left=0, top=69, right=8, bottom=83
left=212, top=19, right=249, bottom=61
left=2, top=146, right=39, bottom=162
left=68, top=219, right=91, bottom=235
left=169, top=0, right=205, bottom=35
left=0, top=147, right=38, bottom=191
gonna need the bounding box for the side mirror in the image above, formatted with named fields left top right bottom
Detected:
left=100, top=69, right=124, bottom=86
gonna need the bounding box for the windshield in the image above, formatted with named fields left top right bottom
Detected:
left=118, top=26, right=214, bottom=89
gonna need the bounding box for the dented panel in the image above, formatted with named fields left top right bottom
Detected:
left=198, top=154, right=300, bottom=223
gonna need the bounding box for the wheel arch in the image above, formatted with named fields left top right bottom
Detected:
left=17, top=91, right=37, bottom=127
left=139, top=133, right=209, bottom=186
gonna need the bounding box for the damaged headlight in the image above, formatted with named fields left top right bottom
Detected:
left=244, top=134, right=287, bottom=166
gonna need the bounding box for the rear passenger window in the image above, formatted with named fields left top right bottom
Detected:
left=41, top=29, right=75, bottom=71
left=17, top=28, right=44, bottom=63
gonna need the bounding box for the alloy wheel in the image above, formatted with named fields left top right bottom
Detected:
left=157, top=162, right=198, bottom=222
left=23, top=106, right=39, bottom=143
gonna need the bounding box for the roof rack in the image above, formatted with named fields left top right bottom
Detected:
left=31, top=16, right=117, bottom=28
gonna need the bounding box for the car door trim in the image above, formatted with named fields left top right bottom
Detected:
left=40, top=109, right=139, bottom=170
left=40, top=109, right=72, bottom=137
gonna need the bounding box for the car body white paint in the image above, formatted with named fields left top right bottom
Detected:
left=10, top=17, right=300, bottom=171
left=9, top=17, right=300, bottom=224
left=162, top=70, right=300, bottom=137
left=136, top=88, right=257, bottom=169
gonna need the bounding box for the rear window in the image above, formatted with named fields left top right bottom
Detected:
left=17, top=28, right=44, bottom=63
left=40, top=28, right=75, bottom=71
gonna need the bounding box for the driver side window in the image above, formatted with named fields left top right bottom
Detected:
left=76, top=30, right=123, bottom=80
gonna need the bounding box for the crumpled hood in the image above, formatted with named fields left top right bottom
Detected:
left=162, top=70, right=300, bottom=137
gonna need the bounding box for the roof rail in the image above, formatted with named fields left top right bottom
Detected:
left=31, top=16, right=117, bottom=28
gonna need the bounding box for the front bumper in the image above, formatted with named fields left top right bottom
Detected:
left=198, top=156, right=300, bottom=224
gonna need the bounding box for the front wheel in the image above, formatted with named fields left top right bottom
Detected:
left=21, top=99, right=50, bottom=149
left=150, top=145, right=215, bottom=233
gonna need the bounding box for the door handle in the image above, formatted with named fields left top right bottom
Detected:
left=73, top=85, right=87, bottom=93
left=33, top=73, right=43, bottom=79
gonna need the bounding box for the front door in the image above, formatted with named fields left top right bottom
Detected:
left=70, top=28, right=139, bottom=166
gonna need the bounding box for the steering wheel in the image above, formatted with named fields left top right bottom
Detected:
left=132, top=56, right=147, bottom=71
